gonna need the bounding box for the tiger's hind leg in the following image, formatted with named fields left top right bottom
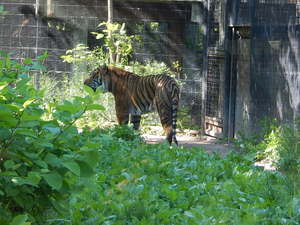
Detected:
left=157, top=106, right=178, bottom=146
left=130, top=114, right=141, bottom=130
left=164, top=125, right=175, bottom=145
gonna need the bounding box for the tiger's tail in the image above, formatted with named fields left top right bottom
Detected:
left=171, top=98, right=179, bottom=146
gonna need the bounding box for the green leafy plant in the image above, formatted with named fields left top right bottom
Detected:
left=0, top=52, right=104, bottom=224
left=0, top=5, right=7, bottom=16
left=91, top=22, right=139, bottom=65
left=57, top=136, right=300, bottom=225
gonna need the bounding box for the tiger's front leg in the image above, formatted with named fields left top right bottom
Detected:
left=115, top=103, right=130, bottom=126
left=130, top=115, right=141, bottom=130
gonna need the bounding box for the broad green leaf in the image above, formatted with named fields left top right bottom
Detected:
left=56, top=101, right=83, bottom=114
left=0, top=127, right=10, bottom=140
left=34, top=139, right=53, bottom=148
left=0, top=94, right=7, bottom=101
left=0, top=109, right=12, bottom=117
left=86, top=104, right=105, bottom=111
left=43, top=172, right=63, bottom=190
left=20, top=120, right=40, bottom=128
left=9, top=214, right=28, bottom=225
left=31, top=61, right=47, bottom=71
left=4, top=160, right=16, bottom=170
left=42, top=123, right=61, bottom=136
left=0, top=82, right=8, bottom=91
left=0, top=117, right=18, bottom=127
left=22, top=99, right=35, bottom=108
left=37, top=51, right=48, bottom=61
left=44, top=153, right=61, bottom=167
left=62, top=161, right=81, bottom=176
left=23, top=58, right=32, bottom=65
left=21, top=111, right=42, bottom=121
left=23, top=172, right=41, bottom=186
left=80, top=150, right=100, bottom=168
left=15, top=128, right=37, bottom=138
left=77, top=161, right=94, bottom=177
left=11, top=177, right=25, bottom=186
left=0, top=103, right=21, bottom=113
left=34, top=159, right=48, bottom=169
left=84, top=85, right=95, bottom=95
left=3, top=160, right=20, bottom=170
left=74, top=96, right=88, bottom=104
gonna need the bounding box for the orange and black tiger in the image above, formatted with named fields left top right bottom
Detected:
left=84, top=65, right=180, bottom=145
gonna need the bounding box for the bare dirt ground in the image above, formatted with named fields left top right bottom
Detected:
left=142, top=134, right=232, bottom=157
left=142, top=134, right=275, bottom=170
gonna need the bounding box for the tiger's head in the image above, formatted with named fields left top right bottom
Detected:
left=84, top=66, right=109, bottom=92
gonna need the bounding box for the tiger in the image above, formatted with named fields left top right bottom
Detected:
left=84, top=65, right=180, bottom=145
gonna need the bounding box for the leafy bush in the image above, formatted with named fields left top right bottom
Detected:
left=235, top=120, right=300, bottom=174
left=262, top=125, right=300, bottom=191
left=234, top=121, right=300, bottom=212
left=0, top=51, right=104, bottom=224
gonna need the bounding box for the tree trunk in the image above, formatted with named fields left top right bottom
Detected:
left=107, top=0, right=115, bottom=64
left=107, top=0, right=113, bottom=23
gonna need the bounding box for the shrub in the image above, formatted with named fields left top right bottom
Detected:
left=0, top=51, right=104, bottom=224
left=235, top=120, right=300, bottom=199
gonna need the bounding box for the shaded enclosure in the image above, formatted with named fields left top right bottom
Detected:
left=227, top=0, right=300, bottom=137
left=1, top=0, right=300, bottom=139
left=0, top=0, right=205, bottom=130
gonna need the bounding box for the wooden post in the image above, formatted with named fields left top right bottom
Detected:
left=108, top=0, right=113, bottom=23
left=47, top=0, right=53, bottom=17
left=107, top=0, right=115, bottom=64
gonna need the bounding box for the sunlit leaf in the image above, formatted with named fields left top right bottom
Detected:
left=23, top=99, right=35, bottom=108
left=23, top=58, right=32, bottom=65
left=86, top=104, right=105, bottom=111
left=84, top=85, right=95, bottom=95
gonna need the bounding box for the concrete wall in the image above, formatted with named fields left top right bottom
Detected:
left=230, top=1, right=300, bottom=136
left=0, top=0, right=194, bottom=70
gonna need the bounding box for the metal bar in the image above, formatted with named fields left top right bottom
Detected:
left=35, top=0, right=40, bottom=89
left=227, top=27, right=235, bottom=141
left=201, top=0, right=210, bottom=136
